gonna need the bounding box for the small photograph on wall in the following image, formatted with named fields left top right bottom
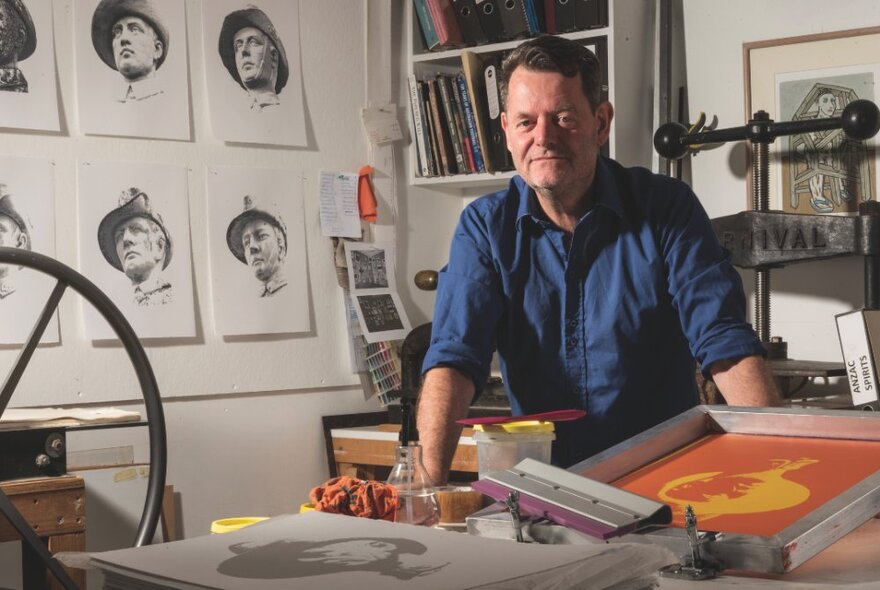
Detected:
left=73, top=0, right=191, bottom=140
left=0, top=0, right=60, bottom=132
left=0, top=156, right=58, bottom=345
left=201, top=0, right=307, bottom=147
left=206, top=165, right=310, bottom=336
left=778, top=65, right=879, bottom=215
left=77, top=160, right=195, bottom=340
left=344, top=241, right=410, bottom=343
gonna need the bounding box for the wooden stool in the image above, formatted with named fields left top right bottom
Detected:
left=0, top=476, right=86, bottom=590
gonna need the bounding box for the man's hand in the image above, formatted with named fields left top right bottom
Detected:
left=710, top=355, right=780, bottom=407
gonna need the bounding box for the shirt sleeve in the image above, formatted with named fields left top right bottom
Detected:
left=421, top=203, right=503, bottom=393
left=654, top=181, right=766, bottom=376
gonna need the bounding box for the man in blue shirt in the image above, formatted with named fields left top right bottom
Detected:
left=418, top=35, right=779, bottom=485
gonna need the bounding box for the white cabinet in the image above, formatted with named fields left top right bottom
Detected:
left=404, top=1, right=655, bottom=193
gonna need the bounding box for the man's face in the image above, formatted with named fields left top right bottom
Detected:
left=0, top=213, right=25, bottom=279
left=0, top=3, right=26, bottom=62
left=111, top=16, right=162, bottom=82
left=817, top=92, right=836, bottom=118
left=241, top=219, right=284, bottom=283
left=300, top=540, right=396, bottom=566
left=501, top=68, right=612, bottom=199
left=233, top=26, right=277, bottom=90
left=114, top=216, right=164, bottom=283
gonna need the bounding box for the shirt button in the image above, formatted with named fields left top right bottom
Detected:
left=568, top=319, right=577, bottom=328
left=567, top=337, right=578, bottom=348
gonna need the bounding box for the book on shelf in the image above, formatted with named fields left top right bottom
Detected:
left=553, top=0, right=577, bottom=33
left=836, top=309, right=880, bottom=409
left=524, top=0, right=543, bottom=34
left=475, top=0, right=506, bottom=43
left=449, top=73, right=479, bottom=173
left=455, top=71, right=486, bottom=172
left=426, top=78, right=456, bottom=175
left=407, top=74, right=434, bottom=177
left=453, top=0, right=489, bottom=46
left=436, top=74, right=469, bottom=174
left=412, top=0, right=441, bottom=50
left=497, top=0, right=531, bottom=40
left=460, top=50, right=497, bottom=173
left=426, top=0, right=466, bottom=49
left=421, top=81, right=443, bottom=176
left=481, top=52, right=513, bottom=172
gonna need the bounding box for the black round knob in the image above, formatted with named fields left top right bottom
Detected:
left=414, top=270, right=438, bottom=291
left=842, top=99, right=880, bottom=140
left=653, top=122, right=690, bottom=160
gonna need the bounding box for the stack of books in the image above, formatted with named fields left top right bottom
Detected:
left=413, top=0, right=609, bottom=52
left=407, top=52, right=514, bottom=179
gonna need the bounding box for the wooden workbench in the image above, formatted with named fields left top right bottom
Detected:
left=0, top=475, right=86, bottom=590
left=330, top=424, right=478, bottom=480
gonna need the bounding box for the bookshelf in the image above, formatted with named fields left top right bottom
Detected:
left=405, top=1, right=655, bottom=193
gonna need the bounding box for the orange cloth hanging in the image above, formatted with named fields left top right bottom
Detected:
left=358, top=165, right=378, bottom=223
left=309, top=475, right=399, bottom=521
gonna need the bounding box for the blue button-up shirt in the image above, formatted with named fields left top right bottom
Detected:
left=423, top=157, right=765, bottom=467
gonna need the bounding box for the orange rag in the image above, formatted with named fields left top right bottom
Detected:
left=358, top=165, right=378, bottom=223
left=309, top=476, right=399, bottom=521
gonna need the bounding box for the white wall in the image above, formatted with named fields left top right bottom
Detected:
left=682, top=1, right=880, bottom=393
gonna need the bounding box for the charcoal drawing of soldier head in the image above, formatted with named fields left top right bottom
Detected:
left=98, top=188, right=173, bottom=306
left=218, top=5, right=288, bottom=111
left=0, top=186, right=31, bottom=299
left=217, top=537, right=448, bottom=581
left=226, top=195, right=288, bottom=297
left=0, top=0, right=36, bottom=92
left=91, top=0, right=168, bottom=102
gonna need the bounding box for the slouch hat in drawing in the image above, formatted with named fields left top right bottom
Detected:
left=0, top=0, right=36, bottom=61
left=0, top=188, right=31, bottom=249
left=91, top=0, right=169, bottom=71
left=98, top=188, right=172, bottom=271
left=218, top=5, right=289, bottom=94
left=226, top=195, right=287, bottom=264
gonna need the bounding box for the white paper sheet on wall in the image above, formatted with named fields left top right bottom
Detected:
left=202, top=0, right=307, bottom=147
left=0, top=1, right=60, bottom=132
left=345, top=241, right=411, bottom=343
left=77, top=160, right=196, bottom=340
left=0, top=156, right=58, bottom=344
left=318, top=171, right=361, bottom=238
left=206, top=165, right=311, bottom=336
left=73, top=0, right=191, bottom=140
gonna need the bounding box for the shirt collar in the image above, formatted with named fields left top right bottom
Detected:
left=119, top=75, right=164, bottom=103
left=514, top=156, right=624, bottom=232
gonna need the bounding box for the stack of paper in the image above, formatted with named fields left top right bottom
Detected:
left=83, top=511, right=672, bottom=589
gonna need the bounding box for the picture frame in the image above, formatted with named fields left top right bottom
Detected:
left=569, top=406, right=880, bottom=573
left=743, top=27, right=880, bottom=215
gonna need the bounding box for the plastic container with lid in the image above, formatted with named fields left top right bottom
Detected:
left=472, top=420, right=555, bottom=479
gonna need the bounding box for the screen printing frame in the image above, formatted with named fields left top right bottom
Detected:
left=568, top=405, right=880, bottom=573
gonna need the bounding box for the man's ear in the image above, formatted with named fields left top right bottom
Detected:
left=16, top=233, right=28, bottom=250
left=594, top=101, right=614, bottom=147
left=153, top=40, right=164, bottom=62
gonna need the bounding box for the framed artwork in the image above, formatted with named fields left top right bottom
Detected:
left=570, top=406, right=880, bottom=574
left=744, top=27, right=880, bottom=215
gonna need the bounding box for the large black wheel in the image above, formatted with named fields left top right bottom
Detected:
left=0, top=246, right=167, bottom=589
